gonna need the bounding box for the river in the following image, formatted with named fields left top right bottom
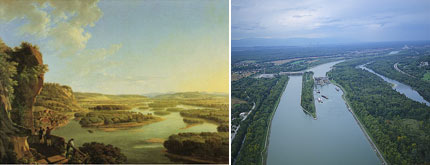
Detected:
left=266, top=61, right=381, bottom=165
left=52, top=107, right=218, bottom=163
left=359, top=64, right=430, bottom=106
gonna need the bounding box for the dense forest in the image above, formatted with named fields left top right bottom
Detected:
left=301, top=71, right=316, bottom=118
left=163, top=132, right=228, bottom=163
left=328, top=60, right=430, bottom=164
left=231, top=76, right=289, bottom=165
left=366, top=52, right=430, bottom=102
left=179, top=108, right=228, bottom=125
left=77, top=111, right=157, bottom=127
left=89, top=104, right=131, bottom=111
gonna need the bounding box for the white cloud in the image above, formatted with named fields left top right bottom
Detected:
left=0, top=0, right=103, bottom=57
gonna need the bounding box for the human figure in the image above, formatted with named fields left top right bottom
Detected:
left=45, top=127, right=53, bottom=146
left=38, top=127, right=44, bottom=144
left=66, top=138, right=75, bottom=158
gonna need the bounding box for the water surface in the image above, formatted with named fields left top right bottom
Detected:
left=266, top=62, right=381, bottom=165
left=52, top=108, right=218, bottom=163
left=359, top=65, right=430, bottom=106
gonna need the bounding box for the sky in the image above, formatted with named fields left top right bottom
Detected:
left=0, top=0, right=229, bottom=95
left=232, top=0, right=430, bottom=42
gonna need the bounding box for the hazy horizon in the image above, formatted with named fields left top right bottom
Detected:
left=0, top=0, right=229, bottom=95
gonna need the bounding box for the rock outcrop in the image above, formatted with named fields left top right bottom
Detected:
left=9, top=42, right=45, bottom=131
left=0, top=41, right=46, bottom=162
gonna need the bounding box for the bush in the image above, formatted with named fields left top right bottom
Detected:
left=79, top=142, right=127, bottom=164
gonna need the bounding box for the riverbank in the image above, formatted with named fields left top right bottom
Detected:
left=331, top=80, right=387, bottom=165
left=164, top=151, right=222, bottom=164
left=261, top=79, right=289, bottom=165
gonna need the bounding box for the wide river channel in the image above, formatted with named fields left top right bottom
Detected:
left=52, top=106, right=218, bottom=163
left=266, top=61, right=382, bottom=165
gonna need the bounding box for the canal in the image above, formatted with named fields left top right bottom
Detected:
left=266, top=61, right=381, bottom=165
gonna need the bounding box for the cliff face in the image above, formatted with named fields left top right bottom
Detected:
left=0, top=41, right=46, bottom=162
left=35, top=83, right=80, bottom=112
left=9, top=43, right=45, bottom=132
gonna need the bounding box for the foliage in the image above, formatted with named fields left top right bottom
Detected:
left=366, top=52, right=430, bottom=102
left=0, top=51, right=17, bottom=102
left=89, top=104, right=131, bottom=110
left=300, top=71, right=316, bottom=117
left=180, top=109, right=228, bottom=125
left=328, top=59, right=430, bottom=164
left=164, top=132, right=228, bottom=163
left=183, top=118, right=203, bottom=124
left=79, top=142, right=127, bottom=164
left=231, top=76, right=289, bottom=164
left=79, top=111, right=155, bottom=127
left=154, top=111, right=171, bottom=116
left=217, top=124, right=228, bottom=132
left=35, top=83, right=81, bottom=112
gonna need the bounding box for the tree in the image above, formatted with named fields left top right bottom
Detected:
left=79, top=142, right=127, bottom=164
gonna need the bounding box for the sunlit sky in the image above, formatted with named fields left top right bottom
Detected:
left=0, top=0, right=229, bottom=95
left=232, top=0, right=430, bottom=42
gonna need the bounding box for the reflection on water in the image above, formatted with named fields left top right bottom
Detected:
left=267, top=62, right=381, bottom=165
left=52, top=108, right=218, bottom=163
left=359, top=64, right=430, bottom=106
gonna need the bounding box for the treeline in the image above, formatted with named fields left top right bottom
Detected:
left=366, top=53, right=430, bottom=102
left=301, top=71, right=316, bottom=118
left=328, top=60, right=430, bottom=164
left=231, top=76, right=289, bottom=164
left=231, top=102, right=252, bottom=126
left=77, top=111, right=155, bottom=127
left=179, top=109, right=228, bottom=125
left=89, top=104, right=131, bottom=111
left=163, top=132, right=228, bottom=163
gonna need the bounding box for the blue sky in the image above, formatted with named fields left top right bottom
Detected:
left=232, top=0, right=430, bottom=42
left=0, top=0, right=229, bottom=95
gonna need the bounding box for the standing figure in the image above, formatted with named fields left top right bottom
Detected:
left=38, top=127, right=44, bottom=144
left=45, top=127, right=53, bottom=146
left=66, top=138, right=75, bottom=158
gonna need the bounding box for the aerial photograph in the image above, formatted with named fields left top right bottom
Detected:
left=0, top=0, right=228, bottom=164
left=231, top=0, right=430, bottom=165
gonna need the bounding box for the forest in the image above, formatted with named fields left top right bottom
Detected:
left=301, top=71, right=316, bottom=118
left=328, top=59, right=430, bottom=164
left=78, top=111, right=158, bottom=127
left=163, top=132, right=228, bottom=163
left=89, top=104, right=131, bottom=110
left=366, top=52, right=430, bottom=102
left=231, top=75, right=289, bottom=165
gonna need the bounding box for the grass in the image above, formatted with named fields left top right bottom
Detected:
left=422, top=71, right=430, bottom=81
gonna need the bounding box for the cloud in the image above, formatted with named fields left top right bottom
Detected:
left=232, top=0, right=430, bottom=41
left=0, top=0, right=50, bottom=36
left=68, top=43, right=123, bottom=77
left=0, top=0, right=102, bottom=57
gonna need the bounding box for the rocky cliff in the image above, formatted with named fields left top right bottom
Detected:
left=0, top=40, right=47, bottom=162
left=35, top=83, right=80, bottom=112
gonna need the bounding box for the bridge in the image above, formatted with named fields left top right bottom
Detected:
left=279, top=71, right=305, bottom=75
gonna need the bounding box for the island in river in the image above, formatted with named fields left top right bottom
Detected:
left=29, top=78, right=229, bottom=163
left=44, top=91, right=229, bottom=164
